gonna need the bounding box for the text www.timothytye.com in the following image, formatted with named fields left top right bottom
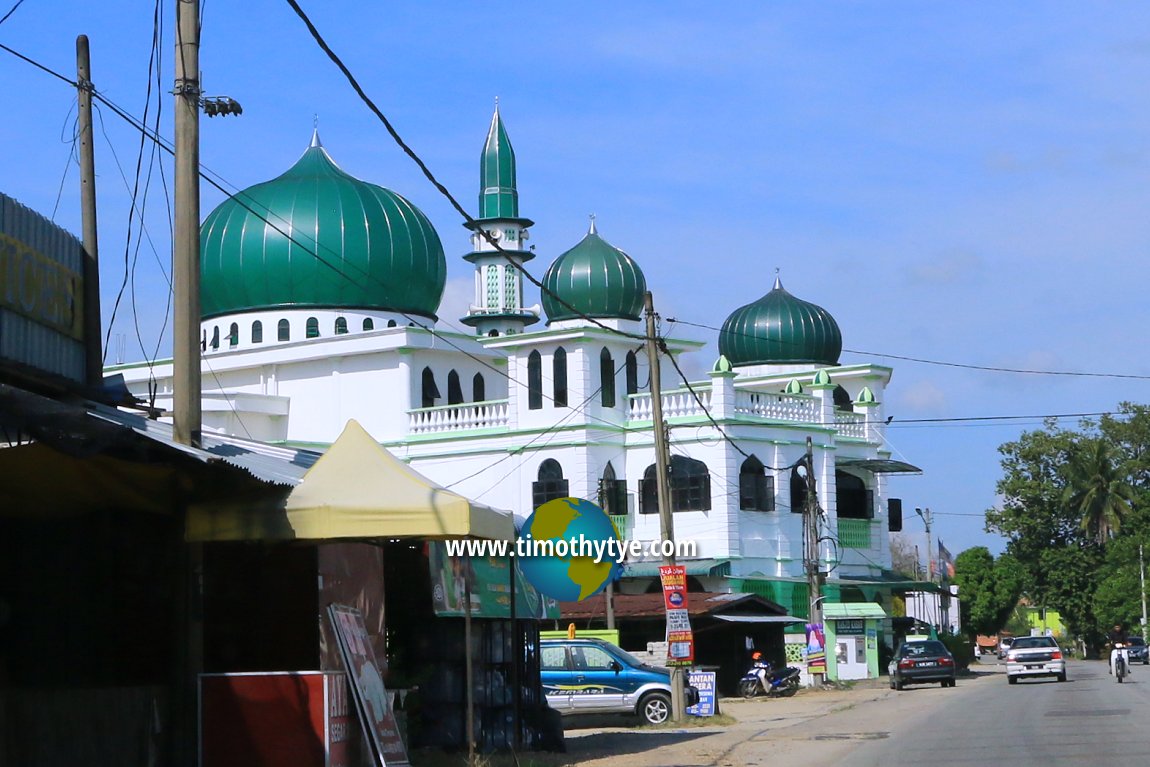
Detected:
left=444, top=536, right=697, bottom=565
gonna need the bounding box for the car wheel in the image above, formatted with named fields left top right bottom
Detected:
left=639, top=692, right=672, bottom=725
left=738, top=679, right=758, bottom=699
left=895, top=678, right=904, bottom=691
left=1057, top=673, right=1066, bottom=683
left=1008, top=676, right=1017, bottom=685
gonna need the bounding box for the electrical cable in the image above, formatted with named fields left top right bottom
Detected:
left=0, top=0, right=26, bottom=26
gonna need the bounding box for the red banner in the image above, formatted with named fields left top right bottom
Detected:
left=659, top=565, right=688, bottom=610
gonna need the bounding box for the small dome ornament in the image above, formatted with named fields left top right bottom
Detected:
left=854, top=386, right=879, bottom=407
left=811, top=369, right=834, bottom=389
left=784, top=378, right=804, bottom=394
left=712, top=354, right=734, bottom=374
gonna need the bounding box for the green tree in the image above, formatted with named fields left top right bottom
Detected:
left=1064, top=439, right=1136, bottom=545
left=953, top=547, right=1023, bottom=637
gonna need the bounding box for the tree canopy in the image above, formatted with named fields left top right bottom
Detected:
left=952, top=546, right=1023, bottom=637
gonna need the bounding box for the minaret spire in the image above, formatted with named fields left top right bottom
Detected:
left=480, top=99, right=518, bottom=219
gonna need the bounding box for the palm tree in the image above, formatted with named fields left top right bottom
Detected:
left=1063, top=440, right=1137, bottom=545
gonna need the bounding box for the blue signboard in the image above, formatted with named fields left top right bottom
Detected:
left=686, top=671, right=716, bottom=717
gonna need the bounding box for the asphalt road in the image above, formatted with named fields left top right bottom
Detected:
left=796, top=661, right=1150, bottom=766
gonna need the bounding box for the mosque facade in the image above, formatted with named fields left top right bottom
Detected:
left=112, top=106, right=917, bottom=617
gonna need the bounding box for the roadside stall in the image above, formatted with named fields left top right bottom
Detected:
left=823, top=603, right=887, bottom=681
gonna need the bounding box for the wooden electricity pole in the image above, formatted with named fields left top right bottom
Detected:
left=644, top=291, right=685, bottom=722
left=803, top=436, right=825, bottom=686
left=76, top=36, right=103, bottom=389
left=173, top=0, right=201, bottom=447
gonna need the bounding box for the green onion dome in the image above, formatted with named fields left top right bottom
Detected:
left=719, top=277, right=842, bottom=366
left=541, top=220, right=646, bottom=323
left=200, top=131, right=446, bottom=320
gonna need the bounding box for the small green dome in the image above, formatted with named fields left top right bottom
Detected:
left=541, top=220, right=646, bottom=323
left=200, top=132, right=446, bottom=320
left=719, top=277, right=842, bottom=366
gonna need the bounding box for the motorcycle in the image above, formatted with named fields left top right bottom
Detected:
left=738, top=657, right=802, bottom=699
left=1114, top=643, right=1130, bottom=684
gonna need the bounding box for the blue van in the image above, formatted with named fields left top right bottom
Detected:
left=540, top=638, right=700, bottom=725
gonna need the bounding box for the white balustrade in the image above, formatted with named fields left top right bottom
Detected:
left=408, top=399, right=510, bottom=434
left=834, top=411, right=867, bottom=439
left=732, top=390, right=820, bottom=422
left=628, top=388, right=712, bottom=421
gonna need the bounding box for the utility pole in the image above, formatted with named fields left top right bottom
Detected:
left=644, top=291, right=684, bottom=723
left=915, top=506, right=934, bottom=630
left=173, top=0, right=201, bottom=448
left=1141, top=544, right=1148, bottom=642
left=76, top=36, right=103, bottom=390
left=803, top=436, right=824, bottom=685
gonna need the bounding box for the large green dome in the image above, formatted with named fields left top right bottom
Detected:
left=719, top=277, right=842, bottom=366
left=200, top=133, right=446, bottom=320
left=541, top=221, right=646, bottom=323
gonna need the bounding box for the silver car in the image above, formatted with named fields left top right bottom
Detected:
left=1006, top=635, right=1066, bottom=684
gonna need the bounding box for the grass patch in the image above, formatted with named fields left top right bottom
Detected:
left=643, top=712, right=738, bottom=729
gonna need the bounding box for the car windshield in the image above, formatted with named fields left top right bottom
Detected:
left=1011, top=637, right=1057, bottom=649
left=901, top=641, right=948, bottom=657
left=1127, top=637, right=1146, bottom=647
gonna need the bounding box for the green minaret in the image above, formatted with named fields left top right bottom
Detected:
left=480, top=100, right=518, bottom=219
left=462, top=100, right=540, bottom=338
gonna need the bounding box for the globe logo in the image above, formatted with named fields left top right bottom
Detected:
left=518, top=497, right=623, bottom=602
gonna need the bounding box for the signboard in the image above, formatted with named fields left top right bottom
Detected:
left=328, top=604, right=409, bottom=767
left=0, top=193, right=86, bottom=385
left=659, top=565, right=689, bottom=610
left=804, top=623, right=827, bottom=674
left=835, top=618, right=865, bottom=635
left=685, top=671, right=717, bottom=717
left=427, top=541, right=558, bottom=619
left=199, top=672, right=351, bottom=767
left=659, top=565, right=694, bottom=665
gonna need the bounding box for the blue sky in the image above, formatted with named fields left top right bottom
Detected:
left=4, top=2, right=1150, bottom=557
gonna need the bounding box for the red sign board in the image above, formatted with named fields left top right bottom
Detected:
left=329, top=604, right=410, bottom=766
left=659, top=565, right=689, bottom=610
left=200, top=671, right=352, bottom=767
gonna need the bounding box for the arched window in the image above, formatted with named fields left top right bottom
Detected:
left=599, top=462, right=627, bottom=518
left=833, top=385, right=853, bottom=412
left=472, top=373, right=486, bottom=402
left=251, top=320, right=263, bottom=344
left=600, top=347, right=616, bottom=408
left=210, top=326, right=220, bottom=350
left=625, top=351, right=639, bottom=396
left=739, top=455, right=775, bottom=511
left=362, top=318, right=374, bottom=331
left=553, top=347, right=568, bottom=407
left=790, top=464, right=808, bottom=514
left=387, top=319, right=397, bottom=328
left=447, top=370, right=463, bottom=405
left=421, top=367, right=440, bottom=408
left=836, top=471, right=873, bottom=519
left=527, top=350, right=543, bottom=410
left=532, top=459, right=569, bottom=509
left=278, top=319, right=291, bottom=341
left=306, top=317, right=320, bottom=339
left=488, top=329, right=499, bottom=338
left=640, top=455, right=711, bottom=513
left=335, top=317, right=348, bottom=335
left=228, top=322, right=239, bottom=348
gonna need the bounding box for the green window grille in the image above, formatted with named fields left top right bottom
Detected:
left=486, top=265, right=499, bottom=309
left=837, top=518, right=873, bottom=549
left=505, top=267, right=517, bottom=310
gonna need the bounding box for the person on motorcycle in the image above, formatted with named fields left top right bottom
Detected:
left=1108, top=623, right=1131, bottom=676
left=750, top=651, right=772, bottom=689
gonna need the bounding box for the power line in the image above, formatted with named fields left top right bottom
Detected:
left=0, top=0, right=26, bottom=26
left=665, top=317, right=1150, bottom=382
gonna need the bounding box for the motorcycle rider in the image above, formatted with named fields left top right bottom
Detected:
left=750, top=651, right=772, bottom=691
left=1108, top=623, right=1131, bottom=676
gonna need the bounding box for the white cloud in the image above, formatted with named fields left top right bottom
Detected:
left=899, top=380, right=948, bottom=413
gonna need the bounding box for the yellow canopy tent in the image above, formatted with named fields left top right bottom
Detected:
left=187, top=419, right=515, bottom=543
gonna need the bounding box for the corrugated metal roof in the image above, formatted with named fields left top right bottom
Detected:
left=823, top=602, right=888, bottom=620
left=87, top=403, right=318, bottom=486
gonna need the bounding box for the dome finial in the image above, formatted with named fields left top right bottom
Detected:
left=310, top=115, right=323, bottom=149
left=588, top=214, right=597, bottom=235
left=494, top=95, right=500, bottom=112
left=773, top=267, right=782, bottom=290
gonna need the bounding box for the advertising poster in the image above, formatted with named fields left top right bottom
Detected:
left=686, top=671, right=717, bottom=717
left=658, top=564, right=689, bottom=610
left=328, top=605, right=409, bottom=767
left=804, top=622, right=827, bottom=674
left=427, top=541, right=558, bottom=619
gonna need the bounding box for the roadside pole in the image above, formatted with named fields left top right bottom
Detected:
left=644, top=291, right=685, bottom=722
left=1141, top=544, right=1148, bottom=643
left=804, top=436, right=825, bottom=686
left=76, top=36, right=102, bottom=389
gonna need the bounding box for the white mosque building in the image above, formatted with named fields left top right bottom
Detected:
left=112, top=106, right=919, bottom=618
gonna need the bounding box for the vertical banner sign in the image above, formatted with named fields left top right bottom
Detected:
left=804, top=623, right=827, bottom=674
left=685, top=671, right=716, bottom=717
left=660, top=565, right=694, bottom=665
left=328, top=605, right=410, bottom=767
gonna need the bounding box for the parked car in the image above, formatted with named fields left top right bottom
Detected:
left=889, top=640, right=957, bottom=690
left=1126, top=636, right=1149, bottom=665
left=997, top=636, right=1015, bottom=659
left=540, top=638, right=700, bottom=725
left=1005, top=635, right=1066, bottom=683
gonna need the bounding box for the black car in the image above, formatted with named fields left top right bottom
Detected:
left=1126, top=636, right=1149, bottom=665
left=889, top=640, right=957, bottom=690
